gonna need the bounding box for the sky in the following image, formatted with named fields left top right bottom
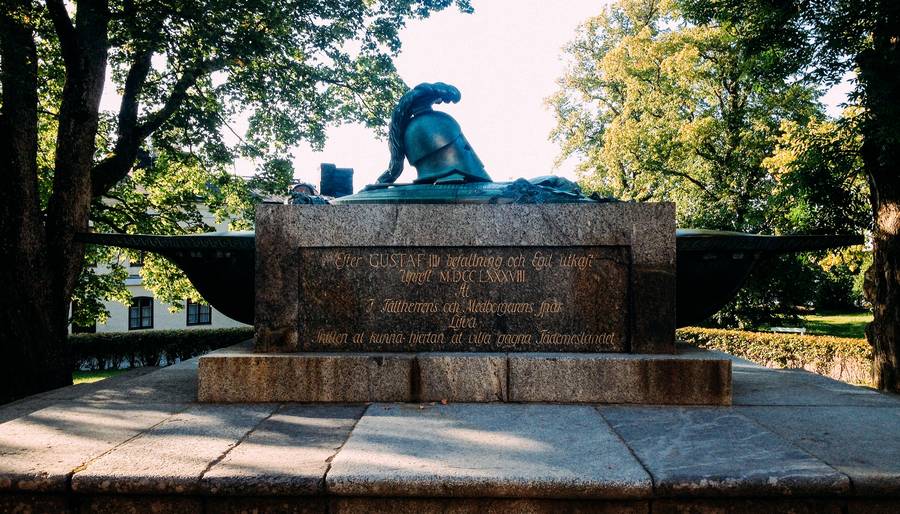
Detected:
left=284, top=0, right=853, bottom=190
left=274, top=0, right=610, bottom=188
left=99, top=0, right=852, bottom=192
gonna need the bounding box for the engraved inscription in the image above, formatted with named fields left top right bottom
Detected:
left=297, top=246, right=630, bottom=352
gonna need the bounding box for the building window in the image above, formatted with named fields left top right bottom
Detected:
left=186, top=299, right=212, bottom=326
left=128, top=297, right=153, bottom=330
left=130, top=251, right=144, bottom=267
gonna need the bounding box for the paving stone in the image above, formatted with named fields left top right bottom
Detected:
left=0, top=403, right=184, bottom=493
left=331, top=497, right=649, bottom=513
left=730, top=360, right=900, bottom=407
left=683, top=342, right=900, bottom=407
left=2, top=359, right=205, bottom=409
left=76, top=367, right=200, bottom=404
left=199, top=353, right=414, bottom=402
left=0, top=367, right=163, bottom=425
left=651, top=498, right=844, bottom=513
left=201, top=404, right=366, bottom=495
left=206, top=340, right=254, bottom=355
left=11, top=362, right=197, bottom=407
left=326, top=403, right=652, bottom=499
left=72, top=404, right=275, bottom=494
left=43, top=367, right=161, bottom=399
left=0, top=399, right=60, bottom=426
left=600, top=407, right=849, bottom=497
left=738, top=406, right=900, bottom=496
left=508, top=353, right=730, bottom=405
left=416, top=353, right=508, bottom=402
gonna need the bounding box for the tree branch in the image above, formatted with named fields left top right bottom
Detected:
left=91, top=56, right=225, bottom=197
left=45, top=0, right=78, bottom=68
left=120, top=48, right=154, bottom=137
left=137, top=57, right=225, bottom=138
left=665, top=168, right=718, bottom=199
left=89, top=45, right=153, bottom=198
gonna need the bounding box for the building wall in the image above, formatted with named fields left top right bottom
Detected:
left=94, top=284, right=248, bottom=333
left=86, top=205, right=251, bottom=333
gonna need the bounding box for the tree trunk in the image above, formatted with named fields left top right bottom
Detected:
left=0, top=0, right=109, bottom=404
left=0, top=3, right=71, bottom=403
left=46, top=0, right=109, bottom=334
left=860, top=4, right=900, bottom=393
left=866, top=216, right=900, bottom=392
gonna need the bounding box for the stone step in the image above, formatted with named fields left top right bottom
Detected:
left=3, top=347, right=900, bottom=513
left=198, top=345, right=731, bottom=405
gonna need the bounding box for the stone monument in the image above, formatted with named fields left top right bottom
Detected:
left=198, top=83, right=732, bottom=404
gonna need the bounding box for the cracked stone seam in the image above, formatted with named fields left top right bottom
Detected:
left=321, top=403, right=371, bottom=494
left=66, top=403, right=193, bottom=492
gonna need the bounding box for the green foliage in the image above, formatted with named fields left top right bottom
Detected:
left=549, top=0, right=824, bottom=232
left=678, top=326, right=873, bottom=384
left=247, top=158, right=295, bottom=198
left=852, top=251, right=874, bottom=307
left=52, top=0, right=473, bottom=323
left=70, top=245, right=132, bottom=328
left=678, top=0, right=884, bottom=89
left=705, top=248, right=871, bottom=328
left=813, top=246, right=871, bottom=310
left=551, top=0, right=870, bottom=326
left=706, top=254, right=819, bottom=328
left=73, top=369, right=130, bottom=384
left=80, top=152, right=251, bottom=311
left=70, top=327, right=254, bottom=371
left=763, top=110, right=870, bottom=235
left=803, top=311, right=872, bottom=339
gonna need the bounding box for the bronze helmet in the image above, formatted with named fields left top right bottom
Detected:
left=376, top=82, right=491, bottom=185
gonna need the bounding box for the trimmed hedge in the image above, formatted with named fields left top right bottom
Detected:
left=678, top=327, right=873, bottom=385
left=70, top=327, right=253, bottom=371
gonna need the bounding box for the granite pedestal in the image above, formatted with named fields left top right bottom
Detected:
left=255, top=203, right=676, bottom=354
left=201, top=203, right=731, bottom=404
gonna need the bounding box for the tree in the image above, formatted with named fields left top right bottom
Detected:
left=679, top=0, right=900, bottom=391
left=763, top=111, right=869, bottom=236
left=0, top=0, right=471, bottom=403
left=549, top=0, right=866, bottom=326
left=549, top=0, right=824, bottom=233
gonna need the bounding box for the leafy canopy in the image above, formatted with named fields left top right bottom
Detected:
left=548, top=0, right=840, bottom=232
left=28, top=0, right=473, bottom=321
left=549, top=0, right=870, bottom=325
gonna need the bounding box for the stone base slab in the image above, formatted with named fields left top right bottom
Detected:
left=198, top=344, right=731, bottom=405
left=7, top=354, right=900, bottom=513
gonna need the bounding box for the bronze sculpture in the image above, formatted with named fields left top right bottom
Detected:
left=337, top=82, right=598, bottom=204
left=375, top=82, right=490, bottom=185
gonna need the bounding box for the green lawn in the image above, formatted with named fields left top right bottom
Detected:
left=802, top=311, right=872, bottom=339
left=72, top=369, right=130, bottom=384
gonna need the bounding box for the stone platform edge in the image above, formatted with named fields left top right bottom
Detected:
left=198, top=343, right=731, bottom=405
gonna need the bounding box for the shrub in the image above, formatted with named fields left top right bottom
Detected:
left=678, top=327, right=873, bottom=385
left=70, top=327, right=253, bottom=371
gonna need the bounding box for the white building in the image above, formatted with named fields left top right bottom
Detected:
left=92, top=271, right=249, bottom=333
left=82, top=206, right=250, bottom=334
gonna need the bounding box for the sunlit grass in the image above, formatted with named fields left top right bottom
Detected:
left=72, top=369, right=130, bottom=384
left=803, top=311, right=872, bottom=339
